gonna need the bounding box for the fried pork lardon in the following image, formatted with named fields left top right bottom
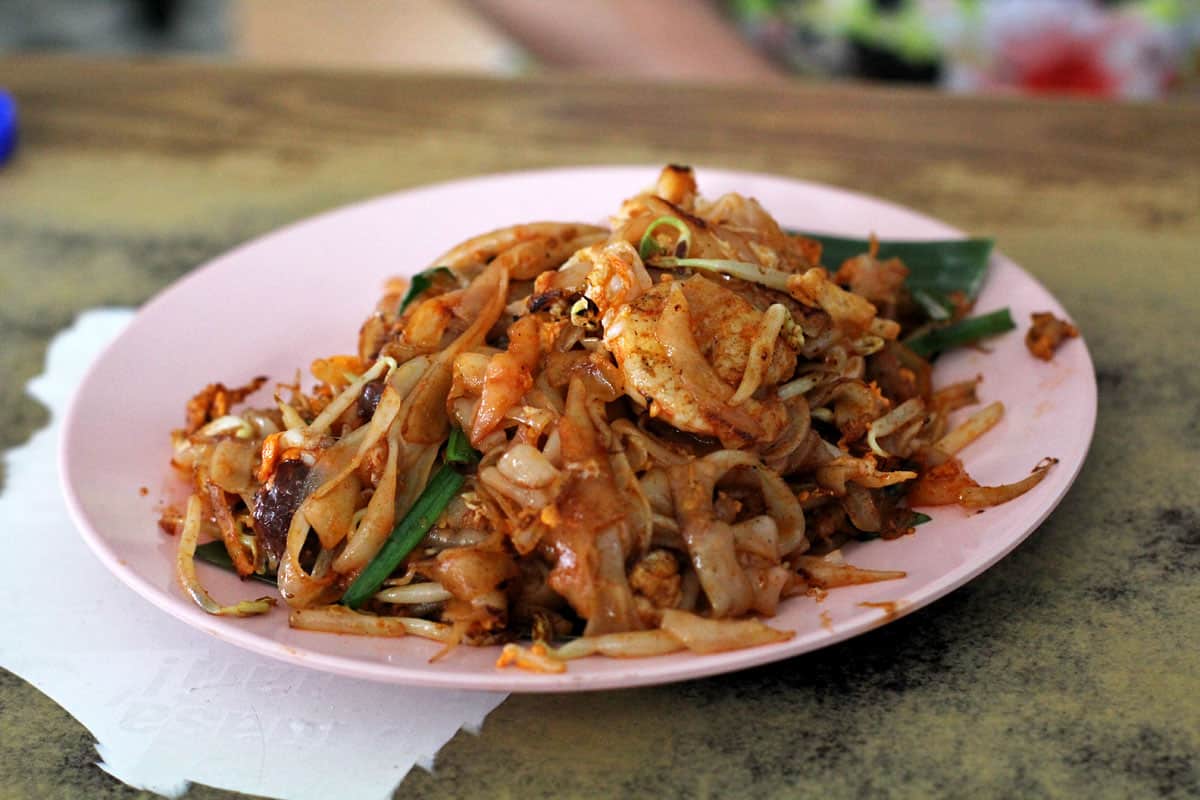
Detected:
left=1025, top=311, right=1079, bottom=361
left=165, top=166, right=1056, bottom=669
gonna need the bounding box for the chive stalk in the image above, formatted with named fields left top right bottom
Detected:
left=904, top=308, right=1016, bottom=358
left=446, top=426, right=479, bottom=464
left=341, top=465, right=465, bottom=609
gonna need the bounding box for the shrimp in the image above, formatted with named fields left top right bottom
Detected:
left=604, top=276, right=795, bottom=447
left=471, top=315, right=542, bottom=445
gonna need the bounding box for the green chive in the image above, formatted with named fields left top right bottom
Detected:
left=446, top=426, right=479, bottom=465
left=398, top=266, right=455, bottom=313
left=639, top=216, right=693, bottom=260
left=904, top=308, right=1016, bottom=358
left=855, top=532, right=881, bottom=542
left=909, top=512, right=933, bottom=527
left=194, top=541, right=277, bottom=586
left=341, top=465, right=464, bottom=609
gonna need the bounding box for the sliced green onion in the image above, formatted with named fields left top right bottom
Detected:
left=638, top=215, right=693, bottom=260
left=194, top=541, right=277, bottom=586
left=341, top=465, right=464, bottom=609
left=399, top=266, right=455, bottom=313
left=446, top=426, right=479, bottom=465
left=794, top=233, right=994, bottom=302
left=909, top=511, right=933, bottom=526
left=904, top=308, right=1016, bottom=358
left=649, top=256, right=791, bottom=292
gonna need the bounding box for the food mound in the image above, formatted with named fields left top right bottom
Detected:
left=164, top=166, right=1054, bottom=668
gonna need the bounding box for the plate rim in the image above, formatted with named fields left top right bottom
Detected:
left=59, top=164, right=1098, bottom=692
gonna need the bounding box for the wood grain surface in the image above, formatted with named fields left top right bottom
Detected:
left=0, top=56, right=1197, bottom=799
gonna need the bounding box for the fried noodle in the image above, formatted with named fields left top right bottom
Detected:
left=165, top=167, right=1055, bottom=668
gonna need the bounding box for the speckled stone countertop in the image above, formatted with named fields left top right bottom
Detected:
left=1, top=57, right=1196, bottom=799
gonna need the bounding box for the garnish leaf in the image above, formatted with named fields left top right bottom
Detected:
left=399, top=266, right=454, bottom=313
left=796, top=233, right=995, bottom=301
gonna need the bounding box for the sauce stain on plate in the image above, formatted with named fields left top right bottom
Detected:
left=859, top=600, right=907, bottom=623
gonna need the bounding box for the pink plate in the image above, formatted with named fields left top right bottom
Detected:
left=61, top=166, right=1096, bottom=692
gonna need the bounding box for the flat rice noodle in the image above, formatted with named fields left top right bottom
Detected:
left=732, top=515, right=779, bottom=561
left=305, top=469, right=362, bottom=550
left=610, top=450, right=653, bottom=557
left=658, top=608, right=792, bottom=654
left=478, top=465, right=552, bottom=514
left=492, top=231, right=609, bottom=280
left=432, top=222, right=606, bottom=272
left=745, top=564, right=792, bottom=616
left=842, top=483, right=883, bottom=533
left=544, top=378, right=643, bottom=635
left=638, top=467, right=674, bottom=515
left=276, top=503, right=333, bottom=608
left=433, top=547, right=519, bottom=604
left=668, top=453, right=756, bottom=618
left=751, top=461, right=807, bottom=556
left=612, top=419, right=689, bottom=468
left=331, top=424, right=405, bottom=574
left=307, top=357, right=428, bottom=500
left=207, top=437, right=257, bottom=495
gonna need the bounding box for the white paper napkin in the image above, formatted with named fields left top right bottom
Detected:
left=0, top=309, right=507, bottom=800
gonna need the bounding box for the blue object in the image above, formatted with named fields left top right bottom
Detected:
left=0, top=90, right=17, bottom=165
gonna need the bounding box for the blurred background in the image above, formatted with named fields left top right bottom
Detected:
left=1, top=0, right=1198, bottom=100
